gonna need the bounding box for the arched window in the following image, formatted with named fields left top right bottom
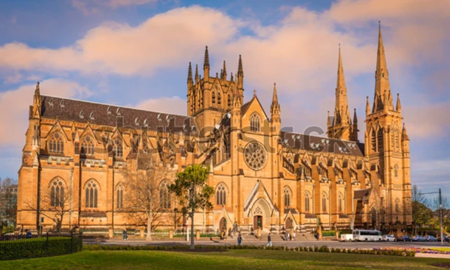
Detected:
left=284, top=186, right=291, bottom=208
left=49, top=132, right=64, bottom=154
left=395, top=198, right=400, bottom=213
left=371, top=130, right=376, bottom=152
left=116, top=184, right=124, bottom=209
left=394, top=164, right=399, bottom=177
left=227, top=94, right=231, bottom=107
left=212, top=91, right=216, bottom=104
left=50, top=178, right=64, bottom=207
left=395, top=130, right=400, bottom=149
left=305, top=192, right=310, bottom=212
left=113, top=139, right=123, bottom=158
left=160, top=182, right=171, bottom=209
left=377, top=129, right=383, bottom=152
left=322, top=193, right=327, bottom=213
left=216, top=184, right=226, bottom=205
left=85, top=180, right=98, bottom=208
left=81, top=135, right=95, bottom=156
left=218, top=92, right=221, bottom=105
left=338, top=193, right=343, bottom=213
left=250, top=113, right=261, bottom=132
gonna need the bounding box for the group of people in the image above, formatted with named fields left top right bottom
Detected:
left=284, top=231, right=296, bottom=241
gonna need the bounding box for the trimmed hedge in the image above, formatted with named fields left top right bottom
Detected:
left=83, top=244, right=415, bottom=257
left=0, top=236, right=83, bottom=260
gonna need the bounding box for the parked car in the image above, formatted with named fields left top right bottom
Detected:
left=412, top=235, right=426, bottom=242
left=426, top=235, right=438, bottom=242
left=398, top=235, right=411, bottom=242
left=438, top=236, right=449, bottom=242
left=383, top=235, right=397, bottom=242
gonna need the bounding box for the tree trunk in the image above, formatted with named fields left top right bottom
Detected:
left=147, top=211, right=152, bottom=241
left=190, top=209, right=195, bottom=249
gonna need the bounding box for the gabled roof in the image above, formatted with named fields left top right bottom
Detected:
left=240, top=94, right=269, bottom=119
left=40, top=95, right=195, bottom=134
left=280, top=130, right=364, bottom=157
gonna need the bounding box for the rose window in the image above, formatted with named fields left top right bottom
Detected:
left=244, top=142, right=267, bottom=170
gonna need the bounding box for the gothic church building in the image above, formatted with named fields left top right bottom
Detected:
left=17, top=26, right=413, bottom=235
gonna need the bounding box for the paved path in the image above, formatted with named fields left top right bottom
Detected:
left=84, top=238, right=449, bottom=250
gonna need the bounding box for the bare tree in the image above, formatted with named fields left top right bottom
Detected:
left=412, top=185, right=428, bottom=205
left=123, top=164, right=174, bottom=241
left=26, top=185, right=72, bottom=234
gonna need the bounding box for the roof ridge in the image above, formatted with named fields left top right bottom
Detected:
left=41, top=95, right=191, bottom=119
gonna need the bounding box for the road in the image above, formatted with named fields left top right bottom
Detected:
left=84, top=238, right=449, bottom=250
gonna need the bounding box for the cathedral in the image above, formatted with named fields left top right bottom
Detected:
left=16, top=25, right=413, bottom=236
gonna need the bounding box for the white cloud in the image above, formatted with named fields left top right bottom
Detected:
left=0, top=79, right=92, bottom=146
left=72, top=0, right=158, bottom=15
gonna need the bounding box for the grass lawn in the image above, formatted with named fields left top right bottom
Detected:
left=1, top=249, right=449, bottom=270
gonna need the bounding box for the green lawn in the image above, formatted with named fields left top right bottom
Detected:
left=1, top=250, right=448, bottom=270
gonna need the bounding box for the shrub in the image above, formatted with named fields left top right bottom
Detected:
left=0, top=236, right=82, bottom=260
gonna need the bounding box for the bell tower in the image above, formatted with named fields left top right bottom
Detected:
left=364, top=23, right=412, bottom=225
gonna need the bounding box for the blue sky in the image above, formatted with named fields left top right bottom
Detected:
left=0, top=0, right=449, bottom=200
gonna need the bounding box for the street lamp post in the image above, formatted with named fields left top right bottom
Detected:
left=421, top=189, right=444, bottom=246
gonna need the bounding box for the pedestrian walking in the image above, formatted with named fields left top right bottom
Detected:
left=293, top=231, right=296, bottom=241
left=266, top=233, right=272, bottom=247
left=237, top=234, right=242, bottom=246
left=122, top=229, right=128, bottom=240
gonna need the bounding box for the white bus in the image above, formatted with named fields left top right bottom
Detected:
left=352, top=229, right=382, bottom=242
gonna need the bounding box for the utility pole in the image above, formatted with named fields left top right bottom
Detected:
left=439, top=189, right=444, bottom=246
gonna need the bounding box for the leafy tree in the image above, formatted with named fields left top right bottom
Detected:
left=170, top=164, right=214, bottom=249
left=412, top=201, right=433, bottom=230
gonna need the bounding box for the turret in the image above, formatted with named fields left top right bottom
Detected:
left=270, top=83, right=281, bottom=124
left=187, top=62, right=193, bottom=88
left=237, top=55, right=244, bottom=89
left=203, top=46, right=210, bottom=81
left=32, top=81, right=41, bottom=119
left=222, top=60, right=227, bottom=81
left=366, top=96, right=370, bottom=116
left=327, top=111, right=331, bottom=127
left=195, top=64, right=199, bottom=84
left=396, top=93, right=402, bottom=113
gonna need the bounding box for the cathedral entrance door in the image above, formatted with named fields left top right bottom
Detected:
left=254, top=215, right=263, bottom=230
left=285, top=218, right=292, bottom=230
left=219, top=217, right=227, bottom=232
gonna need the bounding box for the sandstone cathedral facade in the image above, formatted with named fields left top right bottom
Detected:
left=16, top=25, right=413, bottom=236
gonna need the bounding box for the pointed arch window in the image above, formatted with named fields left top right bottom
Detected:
left=227, top=94, right=231, bottom=107
left=113, top=139, right=123, bottom=158
left=81, top=135, right=95, bottom=156
left=85, top=180, right=98, bottom=208
left=216, top=184, right=226, bottom=206
left=218, top=92, right=222, bottom=105
left=284, top=186, right=291, bottom=208
left=212, top=91, right=216, bottom=104
left=250, top=113, right=261, bottom=132
left=338, top=193, right=343, bottom=213
left=49, top=132, right=64, bottom=154
left=160, top=181, right=171, bottom=209
left=377, top=129, right=384, bottom=152
left=394, top=164, right=399, bottom=178
left=371, top=130, right=376, bottom=152
left=322, top=193, right=327, bottom=213
left=395, top=130, right=400, bottom=150
left=305, top=192, right=310, bottom=212
left=50, top=178, right=65, bottom=207
left=395, top=198, right=400, bottom=213
left=116, top=184, right=124, bottom=209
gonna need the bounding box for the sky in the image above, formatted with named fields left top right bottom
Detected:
left=0, top=0, right=449, bottom=199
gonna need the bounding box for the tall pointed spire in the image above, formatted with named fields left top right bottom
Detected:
left=271, top=83, right=281, bottom=123
left=222, top=60, right=227, bottom=80
left=187, top=62, right=193, bottom=84
left=203, top=46, right=210, bottom=80
left=32, top=81, right=42, bottom=119
left=366, top=96, right=371, bottom=116
left=373, top=22, right=394, bottom=113
left=353, top=108, right=358, bottom=124
left=396, top=93, right=402, bottom=113
left=237, top=54, right=244, bottom=88
left=333, top=45, right=350, bottom=126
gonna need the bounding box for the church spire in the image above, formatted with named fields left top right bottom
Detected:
left=373, top=22, right=394, bottom=113
left=32, top=81, right=42, bottom=119
left=396, top=93, right=402, bottom=113
left=334, top=45, right=350, bottom=125
left=222, top=60, right=227, bottom=80
left=237, top=54, right=244, bottom=88
left=203, top=46, right=210, bottom=80
left=366, top=96, right=371, bottom=116
left=271, top=83, right=281, bottom=124
left=187, top=62, right=193, bottom=85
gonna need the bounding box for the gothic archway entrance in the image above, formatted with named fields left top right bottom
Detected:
left=219, top=217, right=227, bottom=232
left=254, top=215, right=263, bottom=230
left=285, top=218, right=292, bottom=230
